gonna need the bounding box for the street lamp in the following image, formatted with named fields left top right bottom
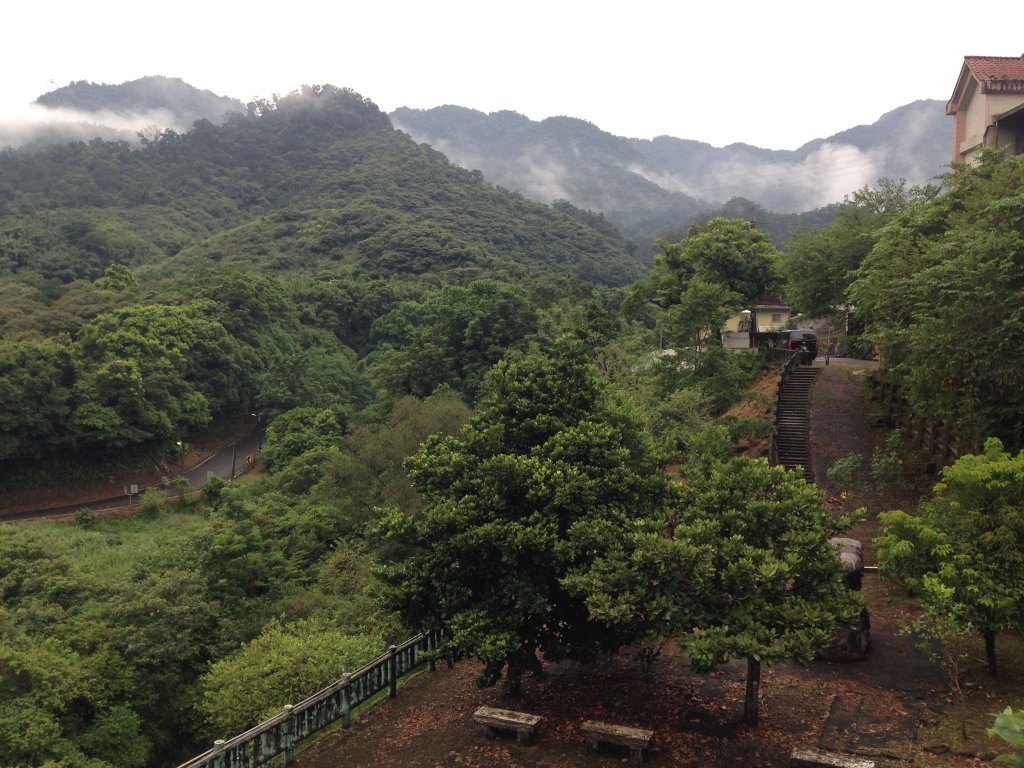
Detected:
left=176, top=440, right=184, bottom=477
left=251, top=413, right=262, bottom=453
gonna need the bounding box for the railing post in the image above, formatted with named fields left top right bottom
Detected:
left=212, top=739, right=225, bottom=768
left=283, top=704, right=295, bottom=765
left=340, top=673, right=352, bottom=728
left=388, top=644, right=398, bottom=698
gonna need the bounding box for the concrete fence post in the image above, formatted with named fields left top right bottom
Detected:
left=388, top=645, right=398, bottom=698
left=283, top=704, right=295, bottom=765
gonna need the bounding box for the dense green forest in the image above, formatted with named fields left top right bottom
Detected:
left=2, top=83, right=1024, bottom=768
left=0, top=85, right=643, bottom=477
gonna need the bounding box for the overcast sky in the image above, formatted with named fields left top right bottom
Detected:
left=3, top=1, right=1022, bottom=150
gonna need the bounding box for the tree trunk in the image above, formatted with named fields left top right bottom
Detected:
left=743, top=657, right=761, bottom=726
left=984, top=630, right=997, bottom=677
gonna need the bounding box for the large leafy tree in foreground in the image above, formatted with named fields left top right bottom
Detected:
left=376, top=341, right=668, bottom=693
left=571, top=431, right=859, bottom=725
left=675, top=454, right=859, bottom=725
left=878, top=438, right=1024, bottom=677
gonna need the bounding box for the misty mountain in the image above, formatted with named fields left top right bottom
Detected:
left=391, top=100, right=951, bottom=248
left=35, top=76, right=245, bottom=125
left=3, top=76, right=951, bottom=257
left=629, top=100, right=949, bottom=211
left=390, top=107, right=706, bottom=253
left=0, top=85, right=641, bottom=289
left=1, top=77, right=245, bottom=151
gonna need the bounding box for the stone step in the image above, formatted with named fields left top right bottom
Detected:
left=772, top=365, right=819, bottom=483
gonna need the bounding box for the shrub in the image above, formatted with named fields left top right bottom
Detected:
left=827, top=452, right=865, bottom=491
left=871, top=430, right=902, bottom=490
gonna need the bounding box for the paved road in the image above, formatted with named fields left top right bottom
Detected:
left=182, top=430, right=264, bottom=489
left=1, top=430, right=265, bottom=523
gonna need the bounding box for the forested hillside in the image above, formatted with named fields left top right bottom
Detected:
left=392, top=100, right=949, bottom=253
left=0, top=84, right=643, bottom=476
left=3, top=74, right=1024, bottom=768
left=0, top=83, right=788, bottom=767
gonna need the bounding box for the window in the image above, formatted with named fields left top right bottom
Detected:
left=771, top=312, right=783, bottom=324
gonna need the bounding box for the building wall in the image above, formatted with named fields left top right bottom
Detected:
left=753, top=308, right=789, bottom=332
left=722, top=331, right=752, bottom=350
left=957, top=86, right=1024, bottom=163
left=722, top=312, right=751, bottom=333
left=961, top=84, right=986, bottom=155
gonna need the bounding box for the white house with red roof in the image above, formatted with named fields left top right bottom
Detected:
left=947, top=55, right=1024, bottom=164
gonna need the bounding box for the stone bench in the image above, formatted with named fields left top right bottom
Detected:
left=830, top=537, right=864, bottom=591
left=581, top=720, right=654, bottom=764
left=790, top=747, right=876, bottom=768
left=472, top=705, right=541, bottom=745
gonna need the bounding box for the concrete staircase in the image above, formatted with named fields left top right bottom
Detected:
left=775, top=365, right=820, bottom=481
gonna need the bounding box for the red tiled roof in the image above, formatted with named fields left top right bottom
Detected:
left=949, top=56, right=1024, bottom=113
left=964, top=56, right=1024, bottom=93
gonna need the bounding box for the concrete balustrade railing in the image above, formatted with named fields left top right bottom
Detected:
left=176, top=629, right=445, bottom=768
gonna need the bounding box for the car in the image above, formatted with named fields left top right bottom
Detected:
left=776, top=329, right=818, bottom=361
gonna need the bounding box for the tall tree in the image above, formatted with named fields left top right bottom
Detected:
left=878, top=438, right=1024, bottom=676
left=71, top=301, right=244, bottom=446
left=781, top=178, right=933, bottom=319
left=0, top=337, right=75, bottom=459
left=850, top=153, right=1024, bottom=447
left=629, top=217, right=779, bottom=310
left=572, top=431, right=859, bottom=725
left=370, top=279, right=537, bottom=402
left=376, top=341, right=668, bottom=693
left=622, top=217, right=780, bottom=355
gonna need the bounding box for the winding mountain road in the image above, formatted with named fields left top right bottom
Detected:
left=0, top=430, right=264, bottom=523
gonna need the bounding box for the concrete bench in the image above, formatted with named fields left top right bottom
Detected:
left=790, top=747, right=875, bottom=768
left=472, top=705, right=541, bottom=745
left=581, top=720, right=654, bottom=764
left=830, top=537, right=864, bottom=591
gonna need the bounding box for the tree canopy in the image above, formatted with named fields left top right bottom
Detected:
left=570, top=432, right=859, bottom=724
left=847, top=154, right=1024, bottom=447
left=623, top=217, right=781, bottom=357
left=878, top=437, right=1024, bottom=676
left=377, top=341, right=669, bottom=693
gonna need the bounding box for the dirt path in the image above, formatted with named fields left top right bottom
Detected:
left=808, top=358, right=880, bottom=493
left=807, top=358, right=931, bottom=562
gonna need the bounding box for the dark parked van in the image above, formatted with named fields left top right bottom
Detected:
left=776, top=329, right=818, bottom=361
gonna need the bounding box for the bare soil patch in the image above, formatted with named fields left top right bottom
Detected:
left=723, top=365, right=780, bottom=459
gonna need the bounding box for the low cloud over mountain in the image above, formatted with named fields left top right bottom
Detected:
left=1, top=76, right=950, bottom=254
left=393, top=99, right=950, bottom=247
left=0, top=76, right=244, bottom=150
